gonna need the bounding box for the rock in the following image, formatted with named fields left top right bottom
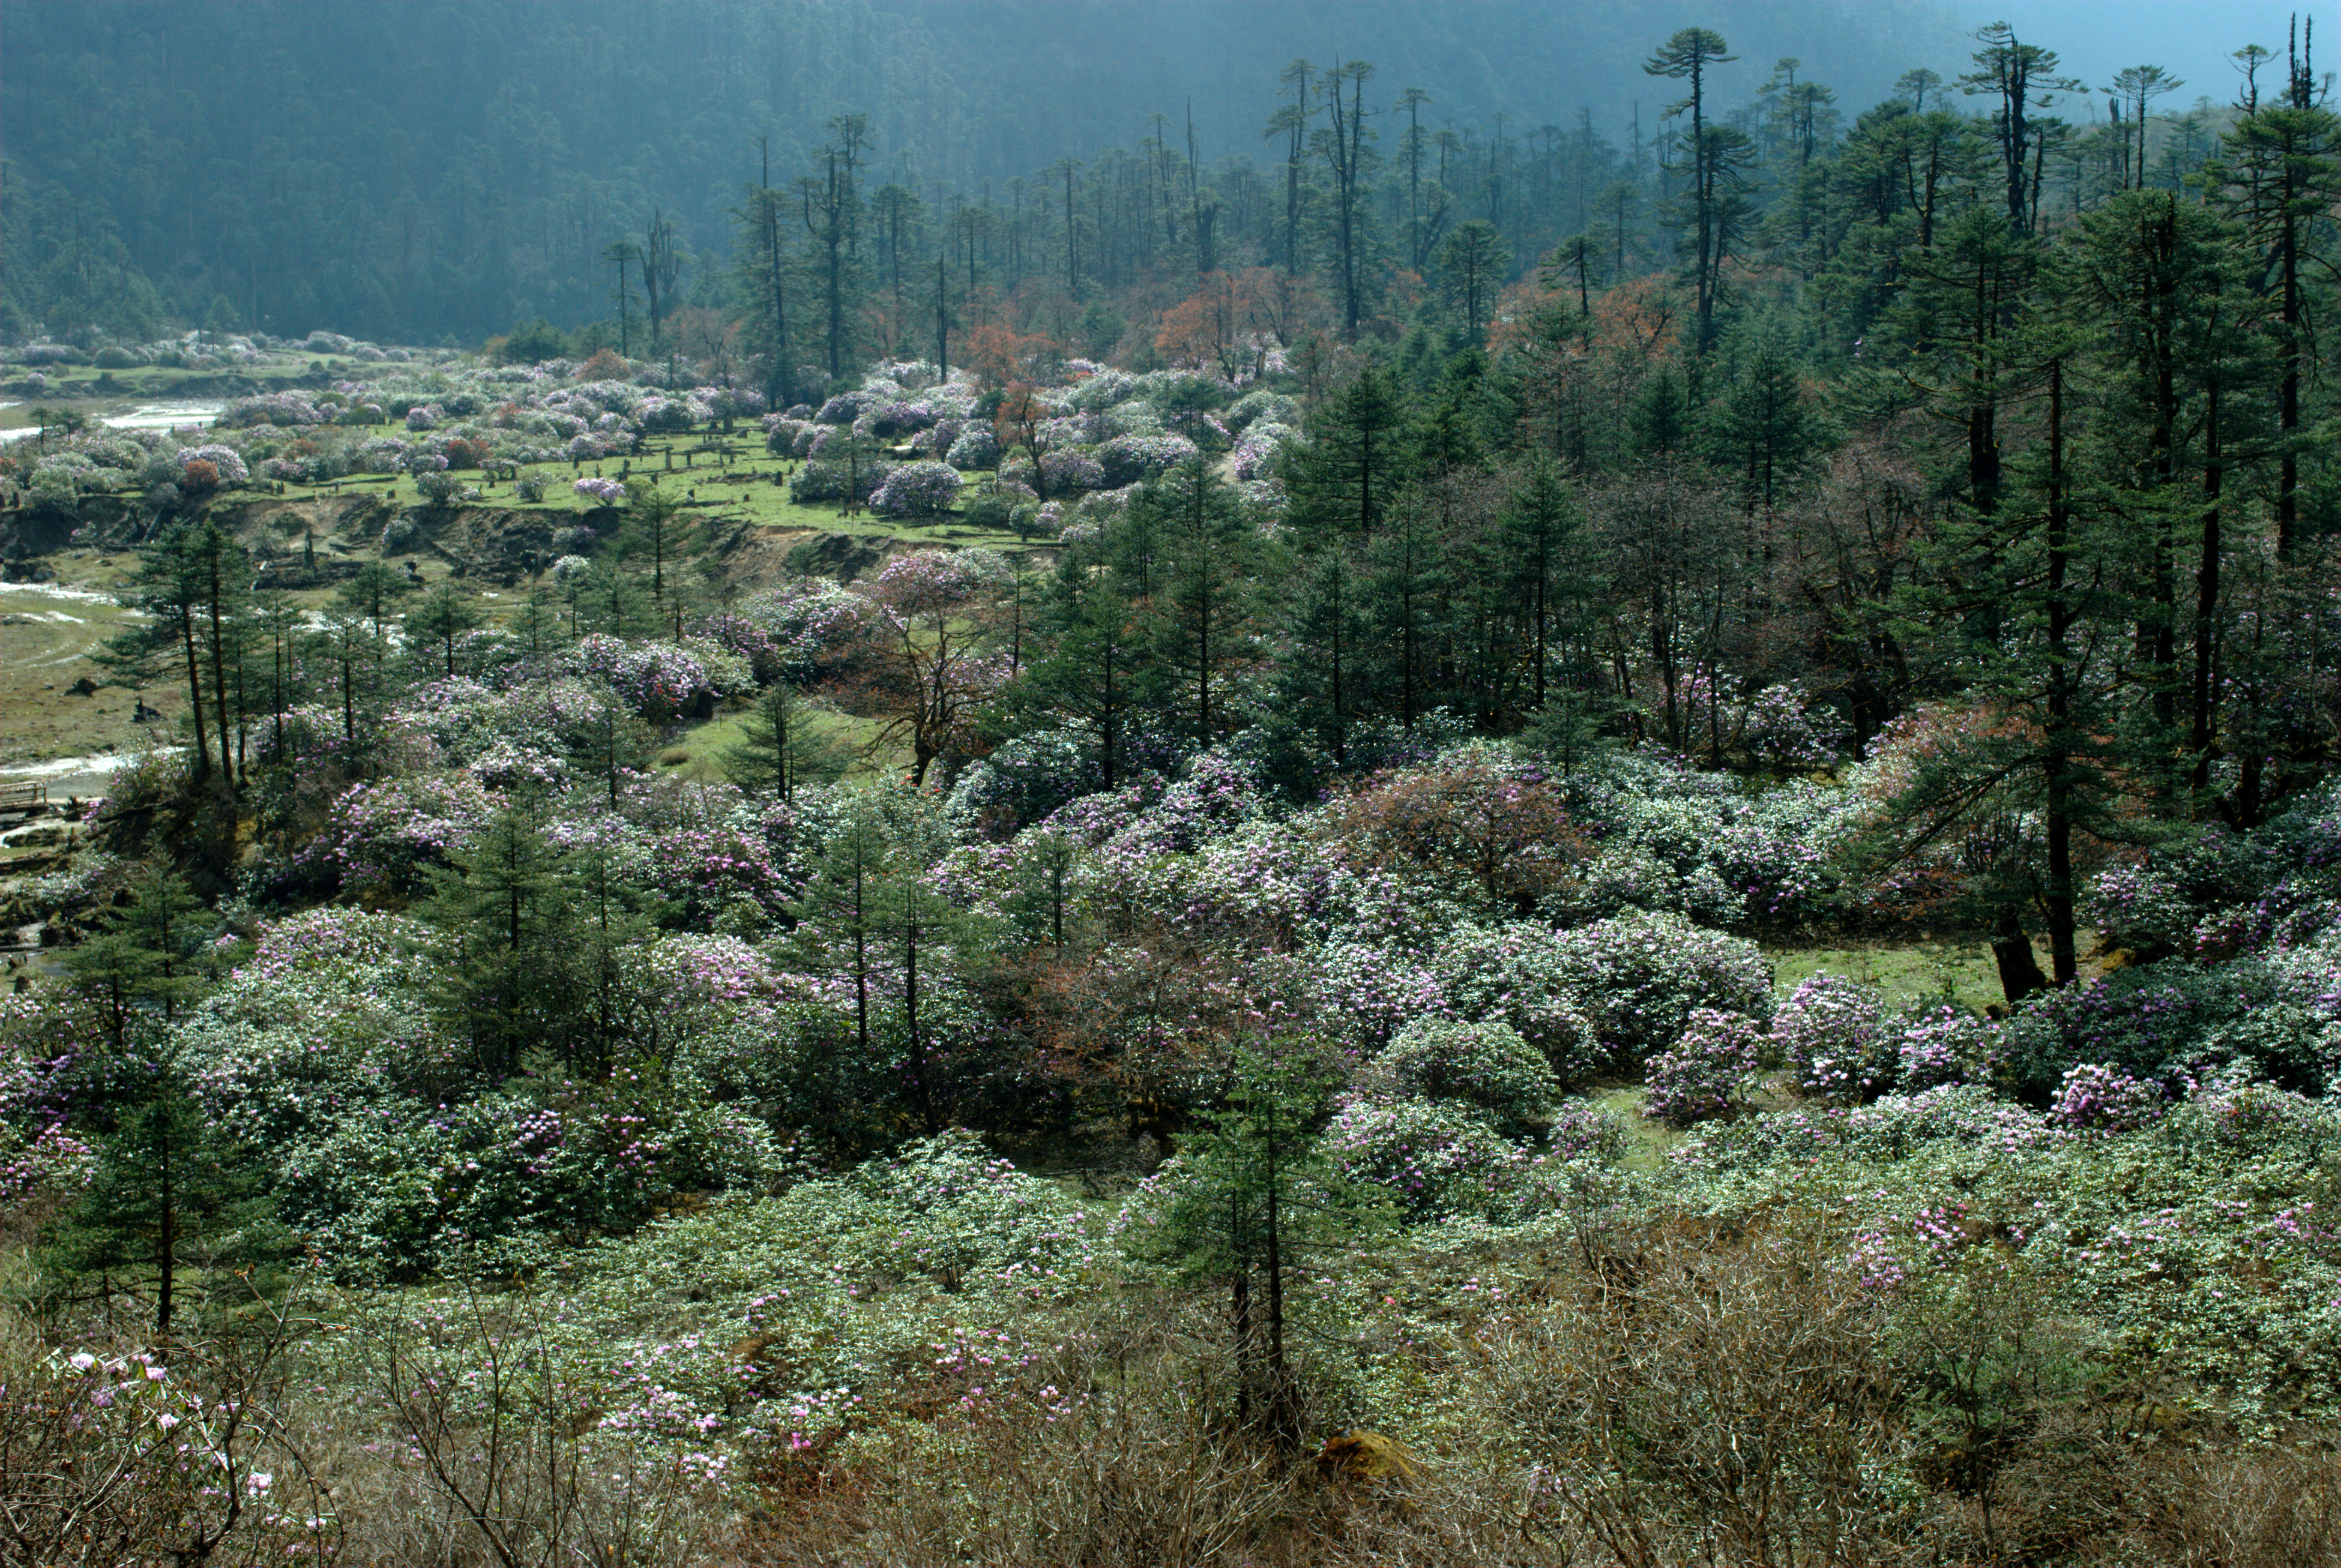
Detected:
left=1319, top=1429, right=1423, bottom=1482
left=66, top=676, right=99, bottom=696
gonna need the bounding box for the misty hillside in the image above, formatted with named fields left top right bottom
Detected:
left=3, top=0, right=1963, bottom=342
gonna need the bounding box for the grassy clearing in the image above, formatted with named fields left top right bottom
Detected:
left=0, top=582, right=173, bottom=767
left=649, top=701, right=884, bottom=786
left=1763, top=933, right=2016, bottom=1014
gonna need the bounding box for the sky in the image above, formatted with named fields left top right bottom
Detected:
left=1948, top=2, right=2321, bottom=113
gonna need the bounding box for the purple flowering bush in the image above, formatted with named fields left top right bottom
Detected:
left=1544, top=910, right=1773, bottom=1069
left=567, top=634, right=751, bottom=720
left=646, top=823, right=797, bottom=931
left=304, top=773, right=499, bottom=894
left=173, top=443, right=250, bottom=485
left=944, top=425, right=1002, bottom=469
left=1774, top=972, right=1893, bottom=1102
left=2047, top=1062, right=2166, bottom=1134
left=1037, top=449, right=1104, bottom=491
left=1319, top=1095, right=1528, bottom=1222
left=1098, top=431, right=1201, bottom=486
left=1893, top=1004, right=1999, bottom=1093
left=868, top=459, right=963, bottom=517
left=1430, top=922, right=1600, bottom=1083
left=1230, top=422, right=1295, bottom=481
left=1643, top=1008, right=1764, bottom=1126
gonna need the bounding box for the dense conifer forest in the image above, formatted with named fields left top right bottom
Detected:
left=2, top=3, right=2340, bottom=1563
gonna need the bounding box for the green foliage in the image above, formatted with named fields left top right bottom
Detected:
left=1369, top=1016, right=1560, bottom=1137
left=493, top=319, right=573, bottom=363
left=46, top=1068, right=282, bottom=1335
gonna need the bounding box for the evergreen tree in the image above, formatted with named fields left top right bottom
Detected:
left=621, top=479, right=696, bottom=631
left=1280, top=550, right=1367, bottom=766
left=1139, top=460, right=1265, bottom=743
left=1019, top=547, right=1161, bottom=787
left=50, top=1071, right=273, bottom=1338
left=1125, top=1041, right=1386, bottom=1446
left=723, top=683, right=845, bottom=802
left=1500, top=455, right=1595, bottom=715
left=421, top=794, right=573, bottom=1078
left=60, top=865, right=209, bottom=1051
left=1645, top=27, right=1739, bottom=351
left=2057, top=189, right=2258, bottom=806
left=406, top=581, right=484, bottom=677
left=2215, top=28, right=2340, bottom=557
left=1285, top=367, right=1409, bottom=543
left=1705, top=337, right=1825, bottom=508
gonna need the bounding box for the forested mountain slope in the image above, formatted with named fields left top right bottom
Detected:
left=3, top=0, right=1961, bottom=341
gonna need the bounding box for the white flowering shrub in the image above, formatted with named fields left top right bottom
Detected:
left=1893, top=1003, right=1999, bottom=1093
left=2047, top=1063, right=2166, bottom=1134
left=1428, top=922, right=1599, bottom=1081
left=1545, top=910, right=1773, bottom=1068
left=868, top=458, right=962, bottom=517
left=944, top=424, right=1001, bottom=469
left=1098, top=431, right=1201, bottom=486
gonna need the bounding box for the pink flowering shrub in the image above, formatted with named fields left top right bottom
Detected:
left=1430, top=923, right=1600, bottom=1082
left=568, top=634, right=750, bottom=719
left=174, top=443, right=249, bottom=484
left=727, top=579, right=879, bottom=682
left=1037, top=449, right=1104, bottom=491
left=223, top=390, right=327, bottom=427
left=1894, top=1004, right=1998, bottom=1092
left=868, top=459, right=963, bottom=517
left=574, top=476, right=627, bottom=503
left=1230, top=421, right=1295, bottom=480
left=1774, top=972, right=1892, bottom=1102
left=1644, top=1008, right=1764, bottom=1126
left=2048, top=1063, right=2166, bottom=1134
left=1312, top=942, right=1448, bottom=1055
left=1099, top=431, right=1201, bottom=486
left=944, top=425, right=1001, bottom=469
left=1545, top=1100, right=1629, bottom=1161
left=305, top=773, right=499, bottom=893
left=868, top=547, right=1002, bottom=616
left=646, top=824, right=797, bottom=931
left=0, top=1120, right=94, bottom=1209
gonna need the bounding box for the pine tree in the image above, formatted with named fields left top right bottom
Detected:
left=1124, top=1041, right=1385, bottom=1446
left=50, top=1071, right=273, bottom=1338
left=620, top=479, right=696, bottom=631
left=1280, top=550, right=1367, bottom=767
left=1705, top=337, right=1824, bottom=508
left=421, top=795, right=573, bottom=1078
left=1285, top=367, right=1409, bottom=543
left=61, top=864, right=209, bottom=1051
left=406, top=581, right=484, bottom=677
left=1019, top=547, right=1163, bottom=787
left=1139, top=460, right=1265, bottom=744
left=723, top=682, right=845, bottom=802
